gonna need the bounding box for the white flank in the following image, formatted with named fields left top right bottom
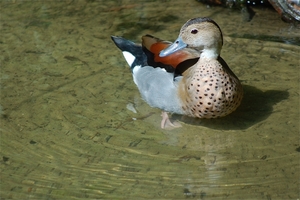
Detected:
left=132, top=65, right=141, bottom=85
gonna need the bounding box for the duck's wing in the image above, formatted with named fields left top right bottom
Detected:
left=142, top=34, right=200, bottom=75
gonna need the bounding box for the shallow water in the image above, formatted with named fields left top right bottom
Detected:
left=0, top=0, right=299, bottom=199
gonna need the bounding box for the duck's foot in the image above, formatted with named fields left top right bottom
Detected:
left=161, top=111, right=182, bottom=129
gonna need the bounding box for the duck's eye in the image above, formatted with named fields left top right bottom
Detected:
left=191, top=29, right=198, bottom=34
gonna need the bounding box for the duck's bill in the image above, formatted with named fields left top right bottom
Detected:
left=159, top=37, right=187, bottom=57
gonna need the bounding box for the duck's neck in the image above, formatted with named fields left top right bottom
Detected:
left=200, top=48, right=220, bottom=60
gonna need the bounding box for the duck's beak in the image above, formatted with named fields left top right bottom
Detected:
left=159, top=37, right=187, bottom=57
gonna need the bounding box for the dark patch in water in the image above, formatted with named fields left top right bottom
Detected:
left=230, top=33, right=300, bottom=46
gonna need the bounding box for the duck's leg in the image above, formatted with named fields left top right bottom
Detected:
left=161, top=111, right=182, bottom=129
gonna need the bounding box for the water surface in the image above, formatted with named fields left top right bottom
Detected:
left=0, top=0, right=299, bottom=199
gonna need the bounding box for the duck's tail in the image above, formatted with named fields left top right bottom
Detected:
left=111, top=36, right=147, bottom=71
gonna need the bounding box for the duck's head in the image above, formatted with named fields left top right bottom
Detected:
left=159, top=17, right=223, bottom=59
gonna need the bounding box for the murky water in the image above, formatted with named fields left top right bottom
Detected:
left=0, top=0, right=299, bottom=199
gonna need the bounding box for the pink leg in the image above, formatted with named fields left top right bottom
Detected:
left=160, top=111, right=182, bottom=129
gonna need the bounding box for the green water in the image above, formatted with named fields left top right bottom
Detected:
left=0, top=0, right=299, bottom=199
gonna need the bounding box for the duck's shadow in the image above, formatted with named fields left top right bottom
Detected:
left=172, top=85, right=289, bottom=130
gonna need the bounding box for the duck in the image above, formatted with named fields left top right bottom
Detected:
left=111, top=17, right=243, bottom=129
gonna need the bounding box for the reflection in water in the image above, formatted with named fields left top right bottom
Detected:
left=0, top=0, right=299, bottom=199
